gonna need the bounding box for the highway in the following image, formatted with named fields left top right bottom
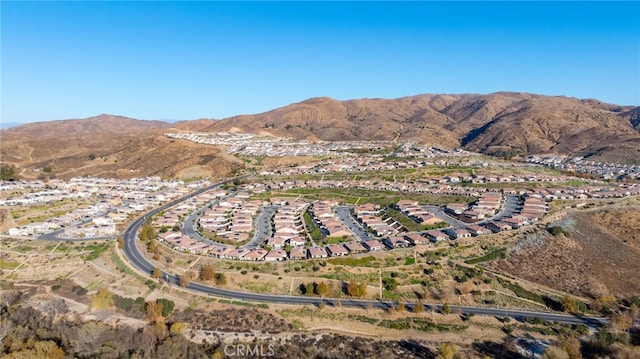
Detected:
left=121, top=178, right=608, bottom=328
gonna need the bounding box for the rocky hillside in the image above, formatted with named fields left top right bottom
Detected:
left=179, top=92, right=640, bottom=163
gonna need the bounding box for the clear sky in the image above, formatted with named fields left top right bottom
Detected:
left=2, top=1, right=639, bottom=124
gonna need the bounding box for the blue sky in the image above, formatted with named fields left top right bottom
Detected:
left=2, top=1, right=639, bottom=124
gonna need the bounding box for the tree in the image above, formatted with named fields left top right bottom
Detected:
left=200, top=265, right=216, bottom=281
left=152, top=267, right=162, bottom=279
left=145, top=300, right=164, bottom=323
left=347, top=280, right=367, bottom=298
left=316, top=281, right=329, bottom=297
left=382, top=277, right=399, bottom=291
left=561, top=295, right=577, bottom=313
left=156, top=298, right=175, bottom=317
left=179, top=273, right=191, bottom=287
left=214, top=272, right=227, bottom=286
left=442, top=302, right=451, bottom=315
left=43, top=166, right=52, bottom=173
left=139, top=222, right=156, bottom=242
left=611, top=311, right=633, bottom=332
left=172, top=224, right=181, bottom=232
left=170, top=322, right=187, bottom=335
left=557, top=336, right=581, bottom=359
left=91, top=287, right=114, bottom=311
left=542, top=346, right=570, bottom=359
left=0, top=164, right=16, bottom=180
left=413, top=300, right=424, bottom=313
left=397, top=301, right=406, bottom=312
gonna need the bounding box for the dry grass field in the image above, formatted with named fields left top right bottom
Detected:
left=487, top=207, right=640, bottom=300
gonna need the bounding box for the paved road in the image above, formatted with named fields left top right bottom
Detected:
left=182, top=205, right=222, bottom=246
left=244, top=205, right=277, bottom=249
left=334, top=206, right=372, bottom=241
left=423, top=205, right=469, bottom=228
left=117, top=178, right=608, bottom=327
left=38, top=211, right=116, bottom=241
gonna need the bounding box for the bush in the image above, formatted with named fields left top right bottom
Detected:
left=240, top=270, right=248, bottom=275
left=73, top=286, right=88, bottom=296
left=113, top=294, right=135, bottom=311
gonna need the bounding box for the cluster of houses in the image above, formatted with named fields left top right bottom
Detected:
left=527, top=155, right=640, bottom=181
left=3, top=176, right=211, bottom=238
left=307, top=201, right=353, bottom=238
left=165, top=132, right=391, bottom=157
left=265, top=200, right=308, bottom=249
left=396, top=200, right=445, bottom=225
left=353, top=203, right=400, bottom=236
left=198, top=196, right=263, bottom=242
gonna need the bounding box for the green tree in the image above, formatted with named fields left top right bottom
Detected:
left=0, top=164, right=16, bottom=180
left=382, top=277, right=399, bottom=291
left=43, top=166, right=52, bottom=173
left=157, top=298, right=175, bottom=317
left=214, top=272, right=227, bottom=286
left=139, top=222, right=156, bottom=242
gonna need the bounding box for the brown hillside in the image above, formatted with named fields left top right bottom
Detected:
left=201, top=92, right=640, bottom=163
left=0, top=115, right=243, bottom=180
left=487, top=209, right=640, bottom=299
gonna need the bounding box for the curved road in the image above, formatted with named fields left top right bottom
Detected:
left=121, top=178, right=608, bottom=328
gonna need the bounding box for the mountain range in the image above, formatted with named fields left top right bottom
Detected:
left=2, top=92, right=639, bottom=179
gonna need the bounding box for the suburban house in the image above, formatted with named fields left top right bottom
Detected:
left=404, top=233, right=430, bottom=245
left=289, top=236, right=306, bottom=247
left=445, top=203, right=467, bottom=215
left=243, top=249, right=268, bottom=261
left=344, top=241, right=367, bottom=254
left=425, top=230, right=449, bottom=242
left=326, top=244, right=349, bottom=257
left=308, top=246, right=329, bottom=259
left=289, top=247, right=307, bottom=260
left=486, top=221, right=512, bottom=233
left=466, top=224, right=492, bottom=236
left=264, top=249, right=288, bottom=262
left=267, top=237, right=286, bottom=249
left=362, top=239, right=385, bottom=251
left=384, top=236, right=411, bottom=249
left=445, top=227, right=472, bottom=239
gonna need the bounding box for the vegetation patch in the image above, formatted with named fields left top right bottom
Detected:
left=327, top=256, right=378, bottom=267
left=464, top=248, right=506, bottom=264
